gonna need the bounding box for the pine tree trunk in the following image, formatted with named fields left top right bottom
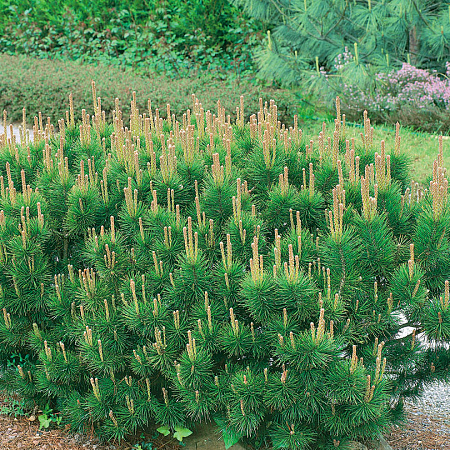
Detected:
left=409, top=25, right=419, bottom=65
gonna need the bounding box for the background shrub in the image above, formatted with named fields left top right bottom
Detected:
left=0, top=54, right=299, bottom=124
left=0, top=0, right=262, bottom=77
left=2, top=0, right=450, bottom=133
left=341, top=62, right=450, bottom=133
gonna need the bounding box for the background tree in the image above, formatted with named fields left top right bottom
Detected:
left=232, top=0, right=450, bottom=87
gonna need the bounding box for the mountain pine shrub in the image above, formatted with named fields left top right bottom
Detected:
left=0, top=90, right=449, bottom=449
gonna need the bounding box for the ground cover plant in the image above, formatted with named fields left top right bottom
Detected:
left=0, top=90, right=449, bottom=449
left=0, top=0, right=261, bottom=78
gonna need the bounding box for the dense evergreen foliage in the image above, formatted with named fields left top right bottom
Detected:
left=0, top=91, right=449, bottom=449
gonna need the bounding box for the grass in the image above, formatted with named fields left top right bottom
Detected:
left=371, top=125, right=448, bottom=184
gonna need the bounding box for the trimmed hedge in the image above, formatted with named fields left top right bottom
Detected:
left=0, top=54, right=299, bottom=124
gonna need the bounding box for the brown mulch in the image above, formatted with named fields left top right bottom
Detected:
left=0, top=413, right=106, bottom=450
left=0, top=395, right=181, bottom=450
left=0, top=398, right=449, bottom=450
left=0, top=411, right=183, bottom=450
left=385, top=406, right=450, bottom=450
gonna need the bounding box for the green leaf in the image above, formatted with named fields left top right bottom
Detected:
left=38, top=414, right=51, bottom=430
left=214, top=417, right=243, bottom=449
left=173, top=426, right=193, bottom=441
left=156, top=425, right=170, bottom=436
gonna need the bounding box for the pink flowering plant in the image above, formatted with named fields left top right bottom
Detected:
left=310, top=48, right=450, bottom=133
left=373, top=63, right=450, bottom=111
